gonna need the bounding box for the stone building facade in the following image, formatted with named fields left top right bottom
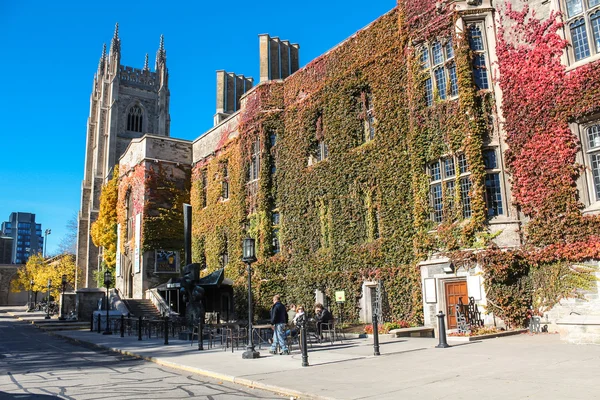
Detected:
left=76, top=24, right=170, bottom=288
left=78, top=0, right=600, bottom=342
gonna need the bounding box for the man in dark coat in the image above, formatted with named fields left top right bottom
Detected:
left=269, top=294, right=289, bottom=355
left=314, top=303, right=333, bottom=338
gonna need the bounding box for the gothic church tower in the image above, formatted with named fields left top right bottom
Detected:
left=76, top=24, right=170, bottom=288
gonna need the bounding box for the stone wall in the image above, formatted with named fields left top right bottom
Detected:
left=76, top=288, right=106, bottom=320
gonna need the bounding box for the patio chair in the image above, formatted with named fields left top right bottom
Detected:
left=222, top=324, right=247, bottom=353
left=321, top=318, right=342, bottom=345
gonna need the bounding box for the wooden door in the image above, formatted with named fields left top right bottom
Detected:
left=445, top=281, right=468, bottom=329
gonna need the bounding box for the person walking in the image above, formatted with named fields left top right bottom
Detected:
left=269, top=294, right=289, bottom=355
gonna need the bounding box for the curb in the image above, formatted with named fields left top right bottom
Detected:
left=48, top=331, right=332, bottom=400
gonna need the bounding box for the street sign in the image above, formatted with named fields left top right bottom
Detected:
left=335, top=290, right=345, bottom=303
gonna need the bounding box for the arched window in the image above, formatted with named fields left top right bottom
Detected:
left=127, top=105, right=143, bottom=132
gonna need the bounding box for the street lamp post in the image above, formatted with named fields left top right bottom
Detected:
left=43, top=229, right=51, bottom=258
left=241, top=237, right=259, bottom=359
left=103, top=271, right=112, bottom=335
left=59, top=274, right=67, bottom=320
left=27, top=279, right=34, bottom=312
left=44, top=279, right=52, bottom=319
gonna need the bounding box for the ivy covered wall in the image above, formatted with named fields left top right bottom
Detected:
left=187, top=1, right=599, bottom=326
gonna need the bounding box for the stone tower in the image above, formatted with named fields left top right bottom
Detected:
left=76, top=24, right=170, bottom=288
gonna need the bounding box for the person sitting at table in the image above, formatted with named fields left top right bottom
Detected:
left=269, top=294, right=289, bottom=355
left=285, top=305, right=305, bottom=338
left=287, top=303, right=296, bottom=323
left=314, top=303, right=333, bottom=339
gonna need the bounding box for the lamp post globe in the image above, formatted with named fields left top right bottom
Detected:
left=242, top=237, right=259, bottom=359
left=44, top=279, right=52, bottom=319
left=102, top=271, right=113, bottom=335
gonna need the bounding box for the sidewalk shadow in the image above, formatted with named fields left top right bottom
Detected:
left=0, top=391, right=58, bottom=399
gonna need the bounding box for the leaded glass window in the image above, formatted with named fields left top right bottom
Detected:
left=421, top=36, right=457, bottom=105
left=469, top=24, right=489, bottom=90
left=428, top=154, right=471, bottom=223
left=587, top=124, right=600, bottom=200
left=564, top=0, right=600, bottom=61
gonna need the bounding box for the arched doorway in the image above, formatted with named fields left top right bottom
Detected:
left=123, top=259, right=134, bottom=298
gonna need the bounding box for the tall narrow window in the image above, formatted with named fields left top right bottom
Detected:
left=318, top=199, right=331, bottom=249
left=221, top=161, right=229, bottom=200
left=564, top=0, right=600, bottom=61
left=362, top=92, right=376, bottom=142
left=587, top=124, right=600, bottom=200
left=249, top=139, right=260, bottom=181
left=127, top=105, right=143, bottom=132
left=428, top=154, right=471, bottom=223
left=201, top=169, right=208, bottom=208
left=126, top=189, right=134, bottom=240
left=220, top=236, right=229, bottom=267
left=421, top=36, right=457, bottom=105
left=483, top=149, right=504, bottom=217
left=316, top=140, right=328, bottom=162
left=468, top=24, right=489, bottom=90
left=271, top=211, right=280, bottom=254
left=364, top=189, right=381, bottom=241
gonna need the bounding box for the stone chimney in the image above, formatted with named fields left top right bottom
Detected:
left=259, top=34, right=300, bottom=83
left=215, top=70, right=253, bottom=126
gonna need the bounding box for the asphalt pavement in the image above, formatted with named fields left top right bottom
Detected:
left=3, top=306, right=600, bottom=400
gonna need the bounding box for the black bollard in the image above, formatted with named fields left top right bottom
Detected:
left=90, top=313, right=94, bottom=332
left=436, top=311, right=450, bottom=348
left=372, top=314, right=380, bottom=356
left=138, top=316, right=143, bottom=341
left=164, top=316, right=169, bottom=345
left=97, top=314, right=101, bottom=333
left=121, top=315, right=125, bottom=337
left=198, top=321, right=204, bottom=351
left=300, top=316, right=309, bottom=367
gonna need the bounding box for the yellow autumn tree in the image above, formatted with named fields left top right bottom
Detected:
left=11, top=253, right=45, bottom=295
left=91, top=165, right=119, bottom=271
left=10, top=253, right=78, bottom=299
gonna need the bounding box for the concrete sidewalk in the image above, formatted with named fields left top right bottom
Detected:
left=4, top=307, right=600, bottom=400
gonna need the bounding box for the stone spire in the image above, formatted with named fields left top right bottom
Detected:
left=98, top=43, right=107, bottom=71
left=143, top=53, right=149, bottom=71
left=155, top=34, right=166, bottom=69
left=110, top=23, right=120, bottom=54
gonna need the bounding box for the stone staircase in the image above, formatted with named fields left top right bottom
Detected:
left=122, top=299, right=162, bottom=319
left=546, top=271, right=600, bottom=344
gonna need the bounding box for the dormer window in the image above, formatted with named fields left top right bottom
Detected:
left=127, top=105, right=143, bottom=132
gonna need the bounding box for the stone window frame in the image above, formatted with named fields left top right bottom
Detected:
left=248, top=138, right=260, bottom=182
left=483, top=148, right=505, bottom=217
left=467, top=22, right=490, bottom=91
left=201, top=169, right=208, bottom=209
left=576, top=118, right=600, bottom=207
left=420, top=36, right=458, bottom=106
left=361, top=91, right=376, bottom=143
left=126, top=103, right=145, bottom=133
left=221, top=160, right=229, bottom=201
left=271, top=210, right=281, bottom=255
left=428, top=154, right=471, bottom=223
left=562, top=0, right=600, bottom=63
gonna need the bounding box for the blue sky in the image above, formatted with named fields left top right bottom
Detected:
left=0, top=1, right=396, bottom=256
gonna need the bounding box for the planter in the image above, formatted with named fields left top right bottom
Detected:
left=447, top=328, right=528, bottom=342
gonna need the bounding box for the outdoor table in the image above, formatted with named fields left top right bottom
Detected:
left=251, top=324, right=273, bottom=349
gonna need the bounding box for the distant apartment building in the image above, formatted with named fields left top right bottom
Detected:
left=0, top=236, right=13, bottom=264
left=1, top=212, right=43, bottom=264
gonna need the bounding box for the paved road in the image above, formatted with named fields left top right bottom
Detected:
left=0, top=313, right=285, bottom=399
